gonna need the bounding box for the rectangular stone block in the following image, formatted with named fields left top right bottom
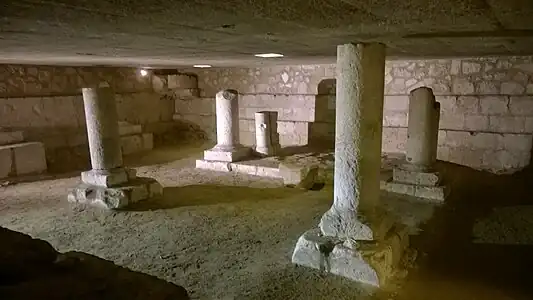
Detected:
left=0, top=131, right=24, bottom=146
left=384, top=95, right=409, bottom=112
left=203, top=147, right=251, bottom=162
left=81, top=169, right=130, bottom=187
left=479, top=96, right=509, bottom=115
left=0, top=147, right=13, bottom=178
left=414, top=186, right=448, bottom=202
left=12, top=142, right=47, bottom=176
left=509, top=96, right=533, bottom=116
left=392, top=168, right=441, bottom=186
left=118, top=122, right=142, bottom=136
left=380, top=181, right=415, bottom=196
left=195, top=159, right=231, bottom=172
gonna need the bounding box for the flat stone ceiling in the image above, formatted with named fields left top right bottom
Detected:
left=2, top=0, right=533, bottom=67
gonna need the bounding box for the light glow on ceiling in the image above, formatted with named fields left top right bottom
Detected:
left=139, top=69, right=149, bottom=76
left=193, top=64, right=212, bottom=68
left=254, top=53, right=284, bottom=58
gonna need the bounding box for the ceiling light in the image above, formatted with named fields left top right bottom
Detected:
left=254, top=53, right=284, bottom=58
left=139, top=69, right=148, bottom=77
left=193, top=64, right=212, bottom=68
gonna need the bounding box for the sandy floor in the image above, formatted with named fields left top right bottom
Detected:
left=1, top=145, right=533, bottom=299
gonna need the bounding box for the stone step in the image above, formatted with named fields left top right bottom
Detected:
left=0, top=131, right=24, bottom=146
left=380, top=179, right=449, bottom=203
left=0, top=142, right=47, bottom=179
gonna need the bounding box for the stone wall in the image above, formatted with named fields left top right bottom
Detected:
left=0, top=65, right=174, bottom=172
left=184, top=56, right=533, bottom=173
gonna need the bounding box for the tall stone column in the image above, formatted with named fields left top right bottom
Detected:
left=203, top=90, right=251, bottom=162
left=292, top=43, right=405, bottom=286
left=68, top=83, right=162, bottom=209
left=405, top=87, right=439, bottom=171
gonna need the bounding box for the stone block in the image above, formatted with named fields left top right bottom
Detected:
left=452, top=78, right=474, bottom=94
left=203, top=146, right=251, bottom=162
left=393, top=167, right=441, bottom=186
left=509, top=96, right=533, bottom=116
left=464, top=115, right=489, bottom=131
left=380, top=180, right=415, bottom=195
left=414, top=185, right=449, bottom=202
left=67, top=177, right=162, bottom=209
left=455, top=96, right=480, bottom=114
left=12, top=142, right=47, bottom=176
left=501, top=82, right=525, bottom=95
left=0, top=131, right=24, bottom=145
left=81, top=168, right=134, bottom=187
left=0, top=147, right=13, bottom=178
left=489, top=116, right=525, bottom=133
left=279, top=163, right=319, bottom=189
left=118, top=122, right=142, bottom=136
left=120, top=133, right=153, bottom=155
left=173, top=88, right=200, bottom=99
left=195, top=159, right=231, bottom=172
left=384, top=95, right=409, bottom=112
left=439, top=113, right=465, bottom=130
left=167, top=74, right=197, bottom=89
left=383, top=112, right=408, bottom=127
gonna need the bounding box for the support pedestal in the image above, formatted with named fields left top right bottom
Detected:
left=381, top=165, right=450, bottom=202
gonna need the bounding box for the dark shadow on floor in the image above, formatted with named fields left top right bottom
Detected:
left=383, top=162, right=533, bottom=300
left=125, top=185, right=304, bottom=211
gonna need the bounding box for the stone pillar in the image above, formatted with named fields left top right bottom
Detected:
left=405, top=87, right=440, bottom=170
left=292, top=43, right=406, bottom=287
left=203, top=90, right=251, bottom=162
left=68, top=84, right=162, bottom=209
left=254, top=111, right=280, bottom=156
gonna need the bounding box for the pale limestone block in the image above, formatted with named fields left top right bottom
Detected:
left=0, top=131, right=24, bottom=146
left=501, top=82, right=525, bottom=95
left=476, top=81, right=499, bottom=94
left=384, top=95, right=409, bottom=111
left=81, top=168, right=130, bottom=187
left=489, top=116, right=526, bottom=133
left=118, top=122, right=142, bottom=136
left=167, top=74, right=198, bottom=89
left=414, top=185, right=448, bottom=201
left=195, top=159, right=231, bottom=172
left=437, top=130, right=447, bottom=146
left=435, top=96, right=456, bottom=115
left=450, top=60, right=461, bottom=75
left=469, top=132, right=499, bottom=149
left=479, top=96, right=509, bottom=115
left=437, top=146, right=450, bottom=161
left=455, top=96, right=480, bottom=114
left=500, top=134, right=532, bottom=151
left=238, top=131, right=256, bottom=146
left=279, top=163, right=319, bottom=189
left=509, top=96, right=533, bottom=116
left=12, top=142, right=47, bottom=175
left=439, top=113, right=465, bottom=130
left=464, top=115, right=489, bottom=131
left=388, top=78, right=406, bottom=94
left=0, top=147, right=13, bottom=178
left=444, top=131, right=470, bottom=148
left=393, top=168, right=441, bottom=186
left=525, top=117, right=533, bottom=132
left=516, top=64, right=533, bottom=74
left=452, top=78, right=475, bottom=94
left=383, top=112, right=408, bottom=127
left=462, top=62, right=482, bottom=74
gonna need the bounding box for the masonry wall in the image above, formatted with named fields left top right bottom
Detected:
left=181, top=56, right=533, bottom=173
left=0, top=65, right=174, bottom=171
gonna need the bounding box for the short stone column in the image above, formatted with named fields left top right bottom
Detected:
left=203, top=90, right=251, bottom=162
left=68, top=84, right=162, bottom=209
left=292, top=43, right=407, bottom=286
left=254, top=111, right=280, bottom=156
left=380, top=87, right=449, bottom=202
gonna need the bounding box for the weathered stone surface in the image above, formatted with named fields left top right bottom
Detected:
left=393, top=167, right=441, bottom=186
left=0, top=226, right=189, bottom=299
left=0, top=146, right=13, bottom=178
left=380, top=180, right=449, bottom=203
left=203, top=146, right=251, bottom=162
left=0, top=131, right=24, bottom=145
left=10, top=142, right=47, bottom=176
left=67, top=177, right=162, bottom=209
left=279, top=163, right=318, bottom=189
left=80, top=168, right=134, bottom=187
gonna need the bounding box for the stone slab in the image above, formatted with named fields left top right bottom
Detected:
left=380, top=180, right=449, bottom=202
left=0, top=131, right=24, bottom=145
left=279, top=163, right=319, bottom=189
left=292, top=226, right=409, bottom=287
left=81, top=168, right=136, bottom=187
left=203, top=146, right=251, bottom=162
left=195, top=159, right=282, bottom=178
left=11, top=142, right=47, bottom=176
left=393, top=167, right=441, bottom=186
left=67, top=177, right=162, bottom=209
left=118, top=122, right=142, bottom=136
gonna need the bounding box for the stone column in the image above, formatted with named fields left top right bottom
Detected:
left=405, top=87, right=439, bottom=171
left=254, top=111, right=280, bottom=156
left=319, top=43, right=387, bottom=240
left=68, top=83, right=162, bottom=209
left=292, top=43, right=404, bottom=286
left=203, top=90, right=251, bottom=162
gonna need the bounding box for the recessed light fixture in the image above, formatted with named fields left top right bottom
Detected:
left=139, top=69, right=149, bottom=77
left=193, top=64, right=212, bottom=68
left=254, top=53, right=284, bottom=58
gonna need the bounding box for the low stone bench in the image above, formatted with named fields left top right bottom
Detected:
left=0, top=131, right=47, bottom=179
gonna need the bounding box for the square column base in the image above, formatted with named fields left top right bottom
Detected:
left=203, top=146, right=251, bottom=162
left=81, top=168, right=137, bottom=187
left=292, top=226, right=409, bottom=287
left=380, top=166, right=450, bottom=202
left=67, top=177, right=162, bottom=209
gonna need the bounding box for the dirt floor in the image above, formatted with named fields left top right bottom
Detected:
left=1, top=144, right=533, bottom=300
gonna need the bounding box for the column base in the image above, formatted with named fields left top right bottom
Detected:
left=81, top=168, right=136, bottom=187
left=380, top=166, right=450, bottom=202
left=67, top=177, right=162, bottom=209
left=292, top=226, right=409, bottom=287
left=203, top=145, right=251, bottom=162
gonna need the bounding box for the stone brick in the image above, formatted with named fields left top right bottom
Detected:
left=444, top=131, right=470, bottom=148
left=439, top=113, right=465, bottom=130
left=476, top=81, right=499, bottom=94
left=501, top=82, right=525, bottom=95
left=489, top=116, right=526, bottom=133
left=12, top=142, right=47, bottom=175
left=384, top=95, right=409, bottom=111
left=500, top=134, right=532, bottom=151
left=452, top=78, right=474, bottom=94
left=525, top=117, right=533, bottom=132
left=0, top=147, right=13, bottom=178
left=469, top=132, right=499, bottom=149
left=436, top=146, right=450, bottom=161
left=509, top=96, right=533, bottom=116
left=450, top=60, right=461, bottom=75
left=0, top=131, right=24, bottom=146
left=479, top=96, right=509, bottom=115
left=393, top=168, right=441, bottom=186
left=455, top=96, right=479, bottom=114
left=383, top=112, right=407, bottom=127
left=464, top=115, right=489, bottom=131
left=462, top=62, right=482, bottom=74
